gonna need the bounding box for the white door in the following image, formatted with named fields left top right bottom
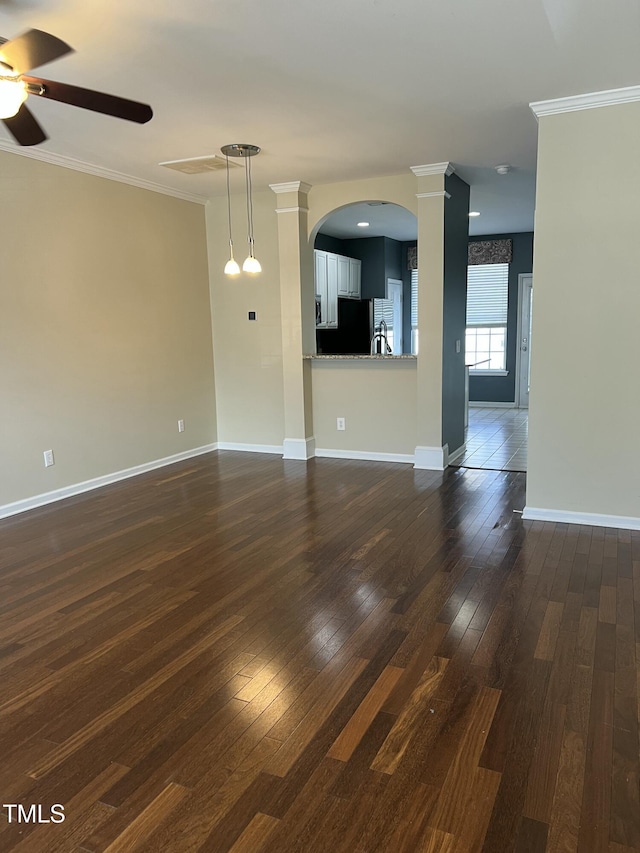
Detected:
left=516, top=273, right=533, bottom=408
left=387, top=279, right=403, bottom=354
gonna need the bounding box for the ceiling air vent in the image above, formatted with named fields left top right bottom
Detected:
left=158, top=155, right=240, bottom=174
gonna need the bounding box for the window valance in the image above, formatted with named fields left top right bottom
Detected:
left=468, top=239, right=512, bottom=265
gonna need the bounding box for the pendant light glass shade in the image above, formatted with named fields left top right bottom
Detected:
left=242, top=254, right=261, bottom=274
left=221, top=144, right=261, bottom=277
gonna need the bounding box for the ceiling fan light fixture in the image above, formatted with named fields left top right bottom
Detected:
left=0, top=75, right=27, bottom=119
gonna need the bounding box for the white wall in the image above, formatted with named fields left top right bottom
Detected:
left=526, top=100, right=640, bottom=526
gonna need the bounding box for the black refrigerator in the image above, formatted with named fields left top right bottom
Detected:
left=316, top=299, right=372, bottom=354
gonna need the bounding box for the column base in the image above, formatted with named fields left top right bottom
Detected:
left=283, top=437, right=316, bottom=460
left=414, top=444, right=448, bottom=470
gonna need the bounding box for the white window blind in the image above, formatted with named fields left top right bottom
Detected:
left=466, top=263, right=508, bottom=326
left=373, top=298, right=394, bottom=330
left=410, top=270, right=418, bottom=330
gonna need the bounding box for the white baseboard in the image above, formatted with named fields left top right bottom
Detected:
left=414, top=445, right=447, bottom=470
left=469, top=401, right=517, bottom=408
left=447, top=443, right=466, bottom=464
left=217, top=441, right=284, bottom=455
left=315, top=448, right=414, bottom=464
left=0, top=443, right=218, bottom=520
left=523, top=505, right=640, bottom=531
left=283, top=437, right=316, bottom=460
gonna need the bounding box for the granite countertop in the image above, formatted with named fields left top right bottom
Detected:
left=304, top=354, right=417, bottom=360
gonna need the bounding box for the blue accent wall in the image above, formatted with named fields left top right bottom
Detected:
left=314, top=233, right=345, bottom=254
left=468, top=231, right=534, bottom=403
left=442, top=173, right=470, bottom=455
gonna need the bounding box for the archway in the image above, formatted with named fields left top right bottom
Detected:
left=310, top=200, right=417, bottom=356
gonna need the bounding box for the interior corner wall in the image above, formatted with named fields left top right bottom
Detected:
left=468, top=231, right=534, bottom=403
left=206, top=189, right=285, bottom=447
left=442, top=173, right=470, bottom=455
left=0, top=151, right=216, bottom=510
left=526, top=101, right=640, bottom=522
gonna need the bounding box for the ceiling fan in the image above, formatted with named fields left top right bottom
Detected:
left=0, top=28, right=152, bottom=146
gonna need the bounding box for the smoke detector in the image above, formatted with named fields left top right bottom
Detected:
left=495, top=164, right=512, bottom=175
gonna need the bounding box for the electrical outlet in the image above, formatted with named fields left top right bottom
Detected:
left=43, top=449, right=55, bottom=468
left=455, top=339, right=461, bottom=354
left=337, top=417, right=346, bottom=431
left=178, top=419, right=185, bottom=433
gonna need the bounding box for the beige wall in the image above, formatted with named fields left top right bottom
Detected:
left=0, top=151, right=216, bottom=509
left=527, top=102, right=640, bottom=521
left=308, top=173, right=417, bottom=238
left=206, top=189, right=285, bottom=446
left=312, top=360, right=417, bottom=455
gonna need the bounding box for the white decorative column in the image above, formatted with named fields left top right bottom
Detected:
left=270, top=181, right=315, bottom=460
left=410, top=162, right=453, bottom=469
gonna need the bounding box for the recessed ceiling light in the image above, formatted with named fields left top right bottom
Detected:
left=357, top=221, right=370, bottom=227
left=469, top=211, right=481, bottom=217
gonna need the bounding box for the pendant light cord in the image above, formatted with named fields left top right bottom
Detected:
left=226, top=153, right=234, bottom=254
left=245, top=154, right=255, bottom=257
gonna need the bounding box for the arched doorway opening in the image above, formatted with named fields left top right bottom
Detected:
left=309, top=201, right=417, bottom=356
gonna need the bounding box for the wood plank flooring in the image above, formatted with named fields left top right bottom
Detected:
left=0, top=451, right=639, bottom=852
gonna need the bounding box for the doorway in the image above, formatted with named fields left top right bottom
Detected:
left=516, top=273, right=533, bottom=408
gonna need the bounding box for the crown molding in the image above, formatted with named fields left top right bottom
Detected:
left=410, top=162, right=455, bottom=177
left=530, top=85, right=640, bottom=119
left=275, top=206, right=309, bottom=214
left=270, top=181, right=312, bottom=194
left=0, top=141, right=208, bottom=204
left=416, top=191, right=451, bottom=199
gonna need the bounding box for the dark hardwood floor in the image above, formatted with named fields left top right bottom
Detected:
left=0, top=451, right=638, bottom=852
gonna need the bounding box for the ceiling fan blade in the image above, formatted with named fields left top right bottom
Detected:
left=0, top=29, right=72, bottom=74
left=24, top=76, right=153, bottom=124
left=2, top=103, right=47, bottom=145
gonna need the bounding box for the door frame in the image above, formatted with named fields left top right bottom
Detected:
left=387, top=279, right=404, bottom=354
left=514, top=272, right=533, bottom=408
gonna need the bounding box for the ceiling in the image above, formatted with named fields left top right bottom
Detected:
left=320, top=202, right=417, bottom=242
left=1, top=0, right=639, bottom=234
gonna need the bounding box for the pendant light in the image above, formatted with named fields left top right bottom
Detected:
left=220, top=144, right=261, bottom=275
left=223, top=152, right=240, bottom=276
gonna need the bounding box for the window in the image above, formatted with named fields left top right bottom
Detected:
left=466, top=263, right=508, bottom=372
left=410, top=269, right=418, bottom=354
left=373, top=297, right=395, bottom=352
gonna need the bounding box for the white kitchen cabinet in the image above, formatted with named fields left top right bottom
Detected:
left=315, top=250, right=360, bottom=329
left=337, top=255, right=350, bottom=297
left=326, top=253, right=338, bottom=327
left=315, top=250, right=328, bottom=329
left=348, top=258, right=361, bottom=299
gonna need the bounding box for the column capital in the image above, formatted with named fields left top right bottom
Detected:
left=270, top=181, right=312, bottom=194
left=410, top=162, right=455, bottom=177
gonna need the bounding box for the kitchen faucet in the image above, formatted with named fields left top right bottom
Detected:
left=370, top=319, right=392, bottom=355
